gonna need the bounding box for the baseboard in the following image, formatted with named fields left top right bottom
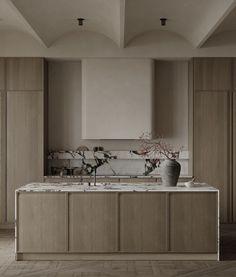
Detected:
left=16, top=253, right=218, bottom=261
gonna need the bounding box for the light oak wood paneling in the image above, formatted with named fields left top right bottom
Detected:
left=194, top=91, right=230, bottom=222
left=0, top=91, right=6, bottom=224
left=0, top=58, right=5, bottom=90
left=120, top=192, right=167, bottom=252
left=233, top=92, right=236, bottom=222
left=6, top=58, right=43, bottom=91
left=18, top=192, right=67, bottom=252
left=7, top=91, right=44, bottom=222
left=194, top=58, right=232, bottom=91
left=170, top=192, right=218, bottom=253
left=69, top=192, right=118, bottom=252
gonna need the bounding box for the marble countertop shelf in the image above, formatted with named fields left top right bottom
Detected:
left=16, top=182, right=218, bottom=193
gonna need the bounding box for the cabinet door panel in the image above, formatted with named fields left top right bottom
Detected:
left=69, top=193, right=118, bottom=252
left=6, top=58, right=43, bottom=91
left=7, top=91, right=44, bottom=222
left=194, top=91, right=230, bottom=222
left=0, top=58, right=5, bottom=90
left=18, top=192, right=67, bottom=252
left=120, top=192, right=167, bottom=252
left=194, top=58, right=231, bottom=91
left=170, top=192, right=217, bottom=253
left=233, top=92, right=236, bottom=222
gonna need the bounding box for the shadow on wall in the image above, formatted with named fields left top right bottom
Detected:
left=152, top=60, right=189, bottom=148
left=152, top=61, right=177, bottom=138
left=202, top=31, right=236, bottom=48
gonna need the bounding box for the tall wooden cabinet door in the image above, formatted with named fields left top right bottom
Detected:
left=120, top=192, right=167, bottom=252
left=17, top=192, right=67, bottom=252
left=6, top=58, right=43, bottom=91
left=0, top=58, right=5, bottom=90
left=7, top=91, right=44, bottom=222
left=69, top=193, right=118, bottom=252
left=194, top=91, right=230, bottom=222
left=170, top=192, right=218, bottom=253
left=233, top=91, right=236, bottom=222
left=193, top=58, right=231, bottom=91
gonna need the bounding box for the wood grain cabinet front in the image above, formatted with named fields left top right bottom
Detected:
left=16, top=191, right=218, bottom=259
left=193, top=90, right=230, bottom=222
left=120, top=192, right=167, bottom=252
left=0, top=58, right=5, bottom=90
left=17, top=192, right=67, bottom=253
left=6, top=58, right=44, bottom=91
left=193, top=58, right=232, bottom=91
left=169, top=192, right=218, bottom=253
left=7, top=91, right=44, bottom=222
left=69, top=193, right=118, bottom=252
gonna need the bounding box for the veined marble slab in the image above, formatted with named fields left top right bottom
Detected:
left=48, top=150, right=189, bottom=160
left=16, top=182, right=218, bottom=192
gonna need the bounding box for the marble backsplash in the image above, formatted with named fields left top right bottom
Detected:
left=47, top=150, right=190, bottom=176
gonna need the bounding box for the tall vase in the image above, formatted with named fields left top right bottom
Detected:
left=160, top=159, right=181, bottom=186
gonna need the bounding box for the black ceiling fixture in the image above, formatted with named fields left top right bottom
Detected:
left=160, top=18, right=167, bottom=26
left=77, top=18, right=85, bottom=26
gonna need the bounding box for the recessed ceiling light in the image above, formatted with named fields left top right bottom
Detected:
left=77, top=18, right=85, bottom=26
left=160, top=18, right=167, bottom=26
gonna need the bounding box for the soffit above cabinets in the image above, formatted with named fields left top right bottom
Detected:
left=81, top=58, right=153, bottom=139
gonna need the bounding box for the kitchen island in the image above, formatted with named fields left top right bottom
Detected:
left=15, top=182, right=219, bottom=261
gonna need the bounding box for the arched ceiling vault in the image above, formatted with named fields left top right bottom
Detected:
left=1, top=0, right=236, bottom=48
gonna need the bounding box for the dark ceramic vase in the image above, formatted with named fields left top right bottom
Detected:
left=160, top=159, right=181, bottom=186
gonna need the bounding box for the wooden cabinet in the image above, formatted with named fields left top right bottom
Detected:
left=16, top=190, right=218, bottom=260
left=7, top=91, right=44, bottom=222
left=193, top=58, right=232, bottom=91
left=6, top=58, right=44, bottom=91
left=193, top=90, right=230, bottom=222
left=170, top=192, right=218, bottom=252
left=17, top=192, right=67, bottom=252
left=193, top=58, right=232, bottom=223
left=69, top=193, right=118, bottom=252
left=0, top=57, right=47, bottom=224
left=0, top=58, right=5, bottom=90
left=120, top=192, right=167, bottom=252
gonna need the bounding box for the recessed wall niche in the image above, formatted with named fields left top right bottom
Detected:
left=48, top=59, right=191, bottom=176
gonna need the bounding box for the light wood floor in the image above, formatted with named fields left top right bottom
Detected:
left=1, top=226, right=236, bottom=277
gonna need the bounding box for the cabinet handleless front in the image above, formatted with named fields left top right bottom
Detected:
left=69, top=193, right=118, bottom=252
left=17, top=192, right=67, bottom=253
left=169, top=192, right=218, bottom=253
left=16, top=189, right=218, bottom=260
left=120, top=192, right=167, bottom=252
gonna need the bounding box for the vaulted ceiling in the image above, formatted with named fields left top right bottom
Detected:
left=1, top=0, right=236, bottom=48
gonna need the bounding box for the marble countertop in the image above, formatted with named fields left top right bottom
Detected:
left=16, top=182, right=218, bottom=192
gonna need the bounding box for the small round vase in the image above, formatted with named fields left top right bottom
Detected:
left=160, top=159, right=181, bottom=186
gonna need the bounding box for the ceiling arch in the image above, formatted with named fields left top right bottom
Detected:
left=11, top=0, right=123, bottom=47
left=2, top=0, right=236, bottom=49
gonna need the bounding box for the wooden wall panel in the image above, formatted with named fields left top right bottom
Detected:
left=69, top=192, right=118, bottom=252
left=18, top=192, right=67, bottom=252
left=194, top=58, right=232, bottom=91
left=233, top=92, right=236, bottom=222
left=0, top=91, right=6, bottom=224
left=6, top=58, right=43, bottom=91
left=170, top=192, right=218, bottom=252
left=0, top=58, right=5, bottom=90
left=120, top=192, right=167, bottom=252
left=193, top=90, right=230, bottom=222
left=7, top=91, right=44, bottom=222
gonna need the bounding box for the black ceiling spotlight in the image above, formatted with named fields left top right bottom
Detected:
left=77, top=18, right=85, bottom=26
left=160, top=18, right=167, bottom=26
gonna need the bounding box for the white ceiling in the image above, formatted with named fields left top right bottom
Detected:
left=0, top=0, right=236, bottom=48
